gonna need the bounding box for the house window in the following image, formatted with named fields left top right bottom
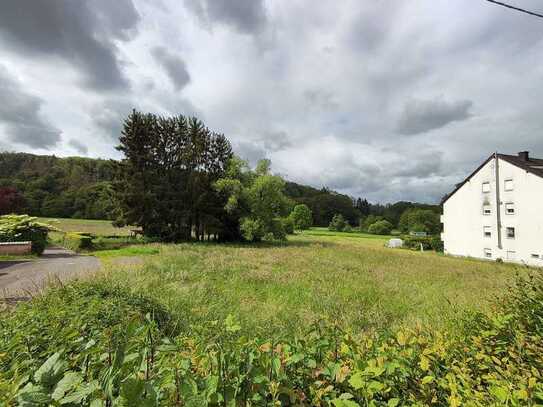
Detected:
left=483, top=226, right=492, bottom=238
left=482, top=182, right=491, bottom=193
left=506, top=227, right=515, bottom=239
left=505, top=203, right=515, bottom=215
left=484, top=248, right=492, bottom=258
left=531, top=254, right=540, bottom=259
left=506, top=251, right=516, bottom=261
left=504, top=179, right=514, bottom=191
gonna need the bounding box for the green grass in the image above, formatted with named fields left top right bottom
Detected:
left=93, top=245, right=160, bottom=258
left=303, top=227, right=393, bottom=240
left=30, top=218, right=532, bottom=336
left=95, top=231, right=528, bottom=337
left=0, top=254, right=37, bottom=261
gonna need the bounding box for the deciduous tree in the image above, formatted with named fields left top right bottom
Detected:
left=289, top=204, right=313, bottom=230
left=215, top=158, right=290, bottom=242
left=0, top=187, right=25, bottom=215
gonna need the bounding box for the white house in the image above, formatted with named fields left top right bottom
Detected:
left=441, top=151, right=543, bottom=267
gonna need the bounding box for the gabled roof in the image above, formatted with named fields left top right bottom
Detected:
left=441, top=152, right=543, bottom=204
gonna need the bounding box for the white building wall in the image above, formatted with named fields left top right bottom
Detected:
left=442, top=157, right=543, bottom=267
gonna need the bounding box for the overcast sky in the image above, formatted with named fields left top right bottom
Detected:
left=1, top=0, right=542, bottom=203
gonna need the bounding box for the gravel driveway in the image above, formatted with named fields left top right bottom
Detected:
left=0, top=247, right=101, bottom=303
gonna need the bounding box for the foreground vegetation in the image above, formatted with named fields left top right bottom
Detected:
left=1, top=265, right=541, bottom=405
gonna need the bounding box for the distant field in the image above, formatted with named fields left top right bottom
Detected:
left=38, top=217, right=132, bottom=236
left=303, top=226, right=393, bottom=240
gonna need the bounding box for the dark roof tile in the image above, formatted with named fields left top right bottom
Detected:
left=497, top=153, right=543, bottom=178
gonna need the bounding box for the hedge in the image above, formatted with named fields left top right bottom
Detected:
left=61, top=232, right=94, bottom=252
left=403, top=235, right=443, bottom=252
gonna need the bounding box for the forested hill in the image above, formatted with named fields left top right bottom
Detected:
left=284, top=182, right=361, bottom=226
left=0, top=152, right=440, bottom=226
left=0, top=152, right=117, bottom=219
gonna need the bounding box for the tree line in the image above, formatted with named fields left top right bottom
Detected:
left=0, top=111, right=441, bottom=239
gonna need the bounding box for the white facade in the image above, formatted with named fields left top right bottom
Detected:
left=441, top=153, right=543, bottom=267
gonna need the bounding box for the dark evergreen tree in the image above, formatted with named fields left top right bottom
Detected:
left=114, top=111, right=233, bottom=241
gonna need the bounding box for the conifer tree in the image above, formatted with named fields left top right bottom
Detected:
left=114, top=111, right=233, bottom=241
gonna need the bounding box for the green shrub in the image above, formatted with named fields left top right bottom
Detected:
left=0, top=214, right=53, bottom=254
left=403, top=235, right=432, bottom=250
left=430, top=235, right=444, bottom=252
left=360, top=215, right=384, bottom=232
left=240, top=218, right=286, bottom=242
left=289, top=204, right=313, bottom=230
left=368, top=219, right=393, bottom=235
left=240, top=218, right=264, bottom=242
left=269, top=218, right=287, bottom=241
left=404, top=235, right=443, bottom=252
left=62, top=232, right=94, bottom=252
left=328, top=213, right=347, bottom=231
left=343, top=224, right=352, bottom=232
left=281, top=216, right=295, bottom=235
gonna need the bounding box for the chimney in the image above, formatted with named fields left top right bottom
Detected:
left=518, top=151, right=529, bottom=161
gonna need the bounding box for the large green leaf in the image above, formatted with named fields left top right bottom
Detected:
left=52, top=371, right=83, bottom=401
left=34, top=352, right=66, bottom=388
left=348, top=372, right=365, bottom=390
left=17, top=383, right=51, bottom=406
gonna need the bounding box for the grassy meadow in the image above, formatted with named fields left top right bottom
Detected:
left=38, top=217, right=527, bottom=335
left=99, top=232, right=527, bottom=337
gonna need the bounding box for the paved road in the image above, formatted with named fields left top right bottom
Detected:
left=0, top=247, right=101, bottom=304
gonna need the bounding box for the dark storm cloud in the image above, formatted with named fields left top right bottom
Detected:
left=184, top=0, right=267, bottom=34
left=151, top=47, right=191, bottom=90
left=397, top=98, right=473, bottom=135
left=261, top=131, right=292, bottom=152
left=0, top=0, right=140, bottom=90
left=347, top=2, right=404, bottom=53
left=68, top=139, right=88, bottom=155
left=389, top=151, right=444, bottom=179
left=233, top=131, right=292, bottom=165
left=92, top=100, right=135, bottom=141
left=234, top=141, right=266, bottom=165
left=91, top=96, right=199, bottom=143
left=0, top=66, right=60, bottom=149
